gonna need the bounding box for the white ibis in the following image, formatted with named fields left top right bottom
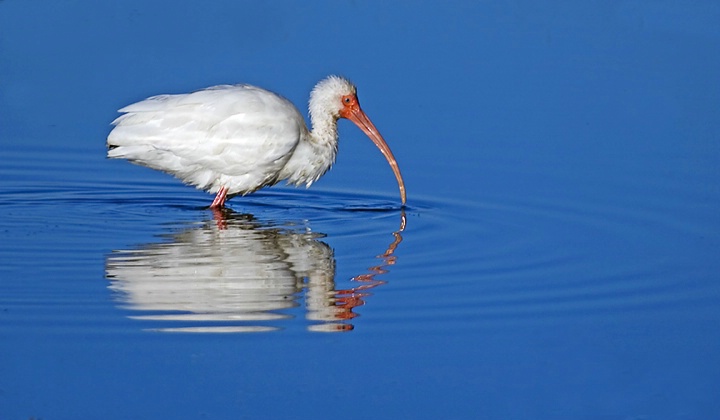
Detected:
left=107, top=76, right=406, bottom=208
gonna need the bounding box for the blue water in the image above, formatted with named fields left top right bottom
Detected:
left=2, top=1, right=720, bottom=419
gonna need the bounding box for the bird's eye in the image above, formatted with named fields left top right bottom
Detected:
left=342, top=96, right=352, bottom=104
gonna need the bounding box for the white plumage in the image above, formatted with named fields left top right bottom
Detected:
left=107, top=76, right=406, bottom=208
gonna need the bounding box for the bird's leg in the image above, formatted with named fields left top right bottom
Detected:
left=210, top=186, right=229, bottom=208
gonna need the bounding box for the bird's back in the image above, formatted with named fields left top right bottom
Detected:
left=107, top=84, right=308, bottom=195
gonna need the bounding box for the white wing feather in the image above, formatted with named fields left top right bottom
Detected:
left=107, top=85, right=308, bottom=195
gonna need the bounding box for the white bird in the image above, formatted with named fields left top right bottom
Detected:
left=107, top=75, right=406, bottom=208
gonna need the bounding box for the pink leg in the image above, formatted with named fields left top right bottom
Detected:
left=210, top=186, right=229, bottom=208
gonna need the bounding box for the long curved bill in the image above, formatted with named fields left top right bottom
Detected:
left=344, top=102, right=407, bottom=206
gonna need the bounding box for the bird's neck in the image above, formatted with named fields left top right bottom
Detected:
left=309, top=110, right=341, bottom=147
left=280, top=113, right=339, bottom=187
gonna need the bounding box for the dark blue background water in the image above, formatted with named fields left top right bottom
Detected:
left=2, top=1, right=719, bottom=419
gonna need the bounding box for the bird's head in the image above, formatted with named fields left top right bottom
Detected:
left=309, top=75, right=358, bottom=120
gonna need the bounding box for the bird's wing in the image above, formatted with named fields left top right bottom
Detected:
left=108, top=85, right=308, bottom=193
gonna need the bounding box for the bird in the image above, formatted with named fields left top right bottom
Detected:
left=107, top=75, right=406, bottom=208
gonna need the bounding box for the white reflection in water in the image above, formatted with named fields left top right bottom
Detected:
left=105, top=208, right=404, bottom=333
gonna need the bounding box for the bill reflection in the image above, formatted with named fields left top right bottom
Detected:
left=105, top=208, right=404, bottom=332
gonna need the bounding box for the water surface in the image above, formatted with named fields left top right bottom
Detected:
left=2, top=1, right=719, bottom=419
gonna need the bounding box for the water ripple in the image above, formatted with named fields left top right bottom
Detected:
left=1, top=148, right=717, bottom=334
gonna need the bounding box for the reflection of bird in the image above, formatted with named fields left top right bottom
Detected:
left=105, top=210, right=336, bottom=332
left=107, top=76, right=406, bottom=208
left=105, top=208, right=405, bottom=333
